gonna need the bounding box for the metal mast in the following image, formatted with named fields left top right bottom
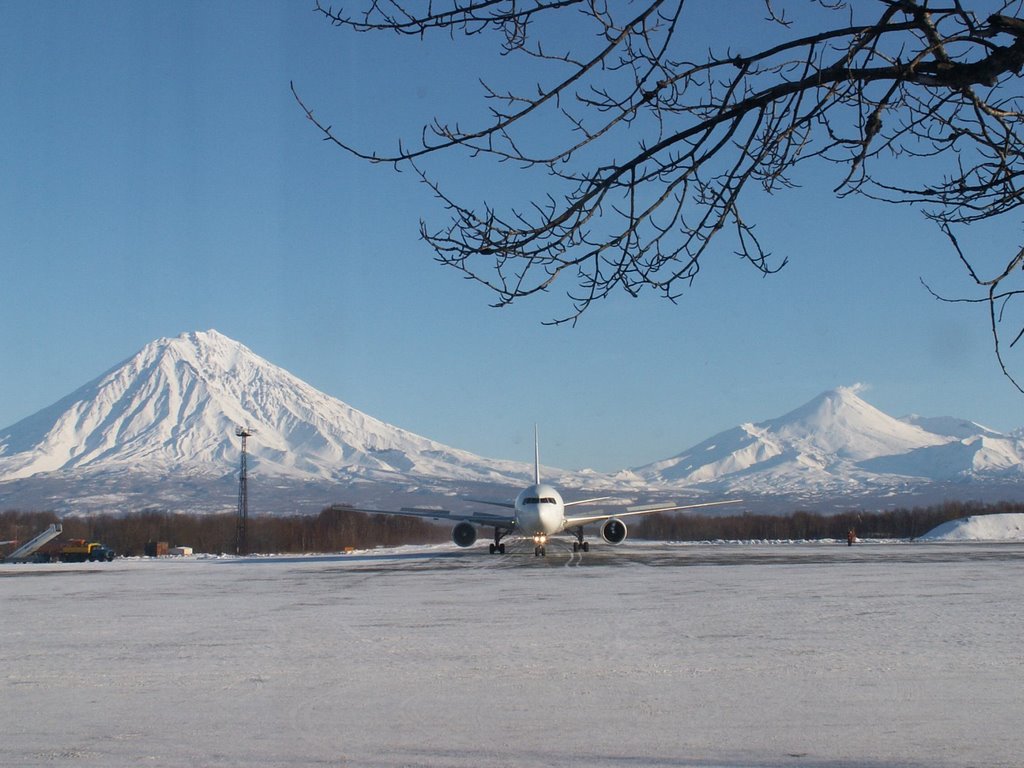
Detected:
left=235, top=426, right=253, bottom=555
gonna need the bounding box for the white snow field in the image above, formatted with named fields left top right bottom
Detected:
left=2, top=541, right=1022, bottom=768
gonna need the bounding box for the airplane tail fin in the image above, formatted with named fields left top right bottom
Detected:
left=534, top=425, right=541, bottom=485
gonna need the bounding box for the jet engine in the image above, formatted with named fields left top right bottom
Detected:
left=451, top=521, right=478, bottom=548
left=600, top=518, right=628, bottom=544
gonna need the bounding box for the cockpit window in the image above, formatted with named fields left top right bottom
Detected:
left=524, top=497, right=557, bottom=505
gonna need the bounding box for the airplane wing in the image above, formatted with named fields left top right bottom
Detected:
left=346, top=506, right=516, bottom=528
left=465, top=498, right=516, bottom=510
left=563, top=496, right=615, bottom=507
left=563, top=499, right=743, bottom=527
left=467, top=496, right=614, bottom=510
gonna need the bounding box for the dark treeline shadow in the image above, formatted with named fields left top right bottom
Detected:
left=3, top=500, right=1022, bottom=555
left=632, top=500, right=1024, bottom=541
left=0, top=505, right=446, bottom=556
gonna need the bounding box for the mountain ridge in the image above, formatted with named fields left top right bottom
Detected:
left=3, top=331, right=1024, bottom=513
left=631, top=385, right=1024, bottom=498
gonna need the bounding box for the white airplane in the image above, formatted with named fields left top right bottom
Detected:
left=352, top=430, right=741, bottom=556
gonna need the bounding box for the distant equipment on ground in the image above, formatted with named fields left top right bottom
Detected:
left=3, top=523, right=63, bottom=562
left=144, top=541, right=169, bottom=557
left=55, top=539, right=116, bottom=563
left=235, top=426, right=256, bottom=556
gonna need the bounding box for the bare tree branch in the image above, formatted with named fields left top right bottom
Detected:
left=298, top=0, right=1024, bottom=377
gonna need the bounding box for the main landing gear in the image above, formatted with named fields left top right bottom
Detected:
left=488, top=529, right=507, bottom=555
left=571, top=526, right=589, bottom=553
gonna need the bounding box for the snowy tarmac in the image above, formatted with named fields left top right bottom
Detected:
left=2, top=541, right=1021, bottom=767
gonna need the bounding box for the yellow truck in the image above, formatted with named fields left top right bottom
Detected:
left=58, top=539, right=115, bottom=562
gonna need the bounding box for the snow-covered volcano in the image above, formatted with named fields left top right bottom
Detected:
left=631, top=385, right=1024, bottom=498
left=0, top=330, right=533, bottom=486
left=3, top=332, right=1024, bottom=514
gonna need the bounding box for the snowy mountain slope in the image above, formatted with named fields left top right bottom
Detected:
left=900, top=414, right=1004, bottom=440
left=634, top=385, right=1024, bottom=495
left=636, top=386, right=946, bottom=483
left=0, top=330, right=539, bottom=486
left=859, top=435, right=1024, bottom=480
left=3, top=331, right=1024, bottom=514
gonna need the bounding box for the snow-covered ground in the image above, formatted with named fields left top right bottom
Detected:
left=2, top=541, right=1022, bottom=767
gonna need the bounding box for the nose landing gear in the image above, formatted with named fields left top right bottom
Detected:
left=533, top=534, right=548, bottom=557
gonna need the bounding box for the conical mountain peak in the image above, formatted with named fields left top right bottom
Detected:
left=761, top=385, right=941, bottom=460
left=0, top=330, right=534, bottom=486
left=633, top=385, right=980, bottom=490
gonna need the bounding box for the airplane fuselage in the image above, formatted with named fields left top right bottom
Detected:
left=514, top=483, right=565, bottom=539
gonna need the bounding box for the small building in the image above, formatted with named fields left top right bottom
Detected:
left=168, top=546, right=193, bottom=557
left=144, top=541, right=169, bottom=557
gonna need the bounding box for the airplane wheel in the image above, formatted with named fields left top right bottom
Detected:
left=572, top=542, right=579, bottom=553
left=582, top=542, right=590, bottom=552
left=489, top=544, right=496, bottom=554
left=498, top=543, right=506, bottom=554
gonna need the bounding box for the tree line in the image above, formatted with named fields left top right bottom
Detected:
left=632, top=500, right=1024, bottom=542
left=0, top=506, right=446, bottom=557
left=3, top=499, right=1022, bottom=557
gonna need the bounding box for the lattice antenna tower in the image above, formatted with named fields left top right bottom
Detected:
left=235, top=426, right=255, bottom=555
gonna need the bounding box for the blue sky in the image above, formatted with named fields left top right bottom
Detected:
left=3, top=2, right=1023, bottom=472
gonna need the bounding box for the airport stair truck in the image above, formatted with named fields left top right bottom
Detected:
left=3, top=523, right=63, bottom=563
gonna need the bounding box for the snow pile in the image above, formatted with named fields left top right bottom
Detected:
left=918, top=512, right=1024, bottom=541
